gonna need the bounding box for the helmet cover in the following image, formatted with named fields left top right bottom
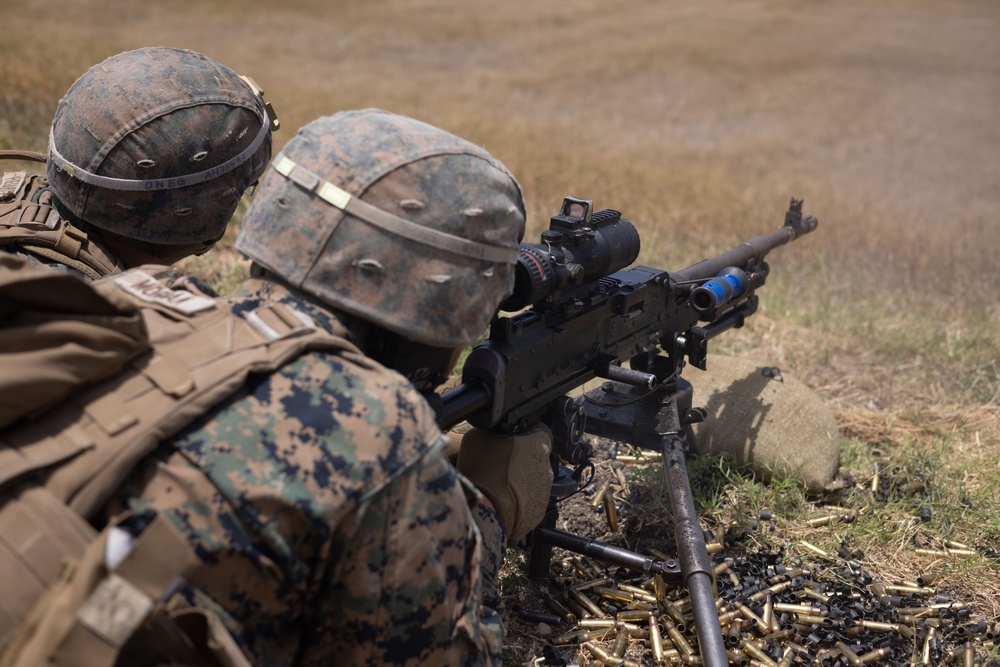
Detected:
left=47, top=47, right=273, bottom=245
left=237, top=109, right=526, bottom=347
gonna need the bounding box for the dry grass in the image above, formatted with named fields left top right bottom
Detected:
left=5, top=0, right=1000, bottom=663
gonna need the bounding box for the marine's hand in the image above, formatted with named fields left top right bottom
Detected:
left=456, top=425, right=553, bottom=543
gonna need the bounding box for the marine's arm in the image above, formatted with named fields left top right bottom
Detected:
left=296, top=437, right=505, bottom=666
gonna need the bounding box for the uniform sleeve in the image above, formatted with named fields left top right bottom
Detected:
left=296, top=447, right=504, bottom=667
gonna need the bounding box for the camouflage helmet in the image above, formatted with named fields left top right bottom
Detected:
left=47, top=47, right=277, bottom=247
left=237, top=109, right=526, bottom=348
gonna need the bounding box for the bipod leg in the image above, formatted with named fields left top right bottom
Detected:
left=661, top=430, right=728, bottom=667
left=580, top=378, right=728, bottom=667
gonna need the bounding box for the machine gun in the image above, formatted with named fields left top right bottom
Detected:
left=428, top=196, right=818, bottom=667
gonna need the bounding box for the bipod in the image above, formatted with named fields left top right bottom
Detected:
left=543, top=372, right=728, bottom=667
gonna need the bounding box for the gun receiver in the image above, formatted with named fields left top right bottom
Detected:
left=428, top=196, right=818, bottom=667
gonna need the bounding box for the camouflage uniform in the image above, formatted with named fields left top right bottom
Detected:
left=106, top=280, right=507, bottom=666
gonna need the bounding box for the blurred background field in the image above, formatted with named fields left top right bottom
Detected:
left=4, top=0, right=999, bottom=660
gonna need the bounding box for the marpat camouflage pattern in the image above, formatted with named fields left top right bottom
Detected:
left=47, top=47, right=272, bottom=245
left=237, top=110, right=525, bottom=348
left=107, top=278, right=506, bottom=666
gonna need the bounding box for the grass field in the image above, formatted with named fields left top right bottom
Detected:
left=4, top=0, right=999, bottom=663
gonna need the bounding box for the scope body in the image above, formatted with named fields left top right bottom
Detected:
left=501, top=196, right=641, bottom=312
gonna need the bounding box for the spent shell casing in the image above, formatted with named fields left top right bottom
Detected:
left=835, top=641, right=863, bottom=667
left=649, top=615, right=665, bottom=665
left=739, top=639, right=778, bottom=667
left=566, top=598, right=591, bottom=620
left=963, top=640, right=974, bottom=667
left=581, top=640, right=641, bottom=667
left=760, top=629, right=794, bottom=642
left=894, top=606, right=936, bottom=616
left=796, top=587, right=830, bottom=603
left=769, top=567, right=809, bottom=585
left=734, top=601, right=769, bottom=633
left=725, top=620, right=742, bottom=645
left=574, top=576, right=616, bottom=592
left=603, top=488, right=619, bottom=532
left=594, top=586, right=633, bottom=603
left=616, top=609, right=654, bottom=622
left=552, top=629, right=585, bottom=645
left=569, top=589, right=607, bottom=618
left=805, top=515, right=837, bottom=527
left=774, top=603, right=823, bottom=615
left=726, top=648, right=749, bottom=667
left=718, top=608, right=743, bottom=625
left=794, top=613, right=832, bottom=626
left=541, top=593, right=577, bottom=625
left=653, top=573, right=667, bottom=601
left=921, top=627, right=937, bottom=665
left=930, top=601, right=967, bottom=610
left=885, top=584, right=935, bottom=595
left=660, top=600, right=687, bottom=625
left=582, top=556, right=606, bottom=576
left=616, top=451, right=663, bottom=463
left=761, top=594, right=774, bottom=632
left=799, top=541, right=830, bottom=558
left=750, top=580, right=794, bottom=602
left=590, top=483, right=610, bottom=510
left=775, top=646, right=795, bottom=667
left=618, top=584, right=657, bottom=603
left=858, top=646, right=891, bottom=664
left=914, top=548, right=950, bottom=557
left=664, top=619, right=694, bottom=656
left=610, top=622, right=629, bottom=658
left=580, top=628, right=619, bottom=642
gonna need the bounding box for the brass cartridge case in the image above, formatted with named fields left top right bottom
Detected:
left=603, top=488, right=619, bottom=532
left=835, top=641, right=863, bottom=667
left=610, top=622, right=629, bottom=658
left=664, top=619, right=694, bottom=656
left=569, top=588, right=607, bottom=618
left=594, top=586, right=634, bottom=603
left=590, top=483, right=610, bottom=510
left=857, top=647, right=891, bottom=665
left=740, top=639, right=778, bottom=667
left=649, top=615, right=665, bottom=665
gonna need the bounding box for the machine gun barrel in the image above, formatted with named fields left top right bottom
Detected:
left=673, top=198, right=818, bottom=284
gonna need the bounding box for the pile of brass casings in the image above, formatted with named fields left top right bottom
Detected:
left=540, top=532, right=996, bottom=666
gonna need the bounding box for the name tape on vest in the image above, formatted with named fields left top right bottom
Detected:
left=0, top=171, right=27, bottom=201
left=115, top=271, right=217, bottom=315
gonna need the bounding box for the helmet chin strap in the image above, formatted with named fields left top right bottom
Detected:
left=367, top=327, right=461, bottom=393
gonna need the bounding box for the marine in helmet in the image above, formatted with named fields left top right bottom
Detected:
left=95, top=110, right=552, bottom=664
left=0, top=46, right=277, bottom=280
